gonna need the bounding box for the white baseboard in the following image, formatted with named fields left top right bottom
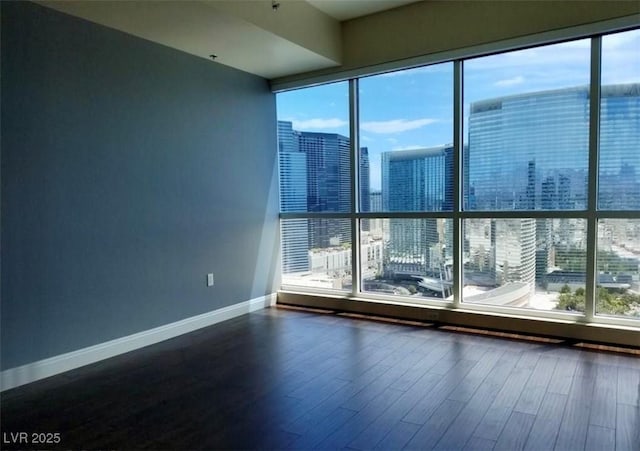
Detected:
left=0, top=293, right=276, bottom=392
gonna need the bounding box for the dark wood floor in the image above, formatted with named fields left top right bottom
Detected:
left=1, top=307, right=639, bottom=450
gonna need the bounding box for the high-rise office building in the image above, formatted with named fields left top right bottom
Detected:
left=360, top=147, right=371, bottom=231
left=382, top=146, right=453, bottom=212
left=493, top=219, right=537, bottom=287
left=466, top=88, right=574, bottom=291
left=278, top=121, right=306, bottom=212
left=466, top=83, right=639, bottom=293
left=278, top=121, right=371, bottom=272
left=466, top=86, right=589, bottom=212
left=599, top=84, right=640, bottom=210
left=536, top=176, right=556, bottom=280
left=360, top=147, right=371, bottom=212
left=467, top=84, right=639, bottom=212
left=298, top=131, right=351, bottom=248
left=381, top=146, right=453, bottom=274
left=278, top=121, right=309, bottom=273
left=368, top=190, right=383, bottom=237
left=299, top=132, right=350, bottom=214
left=369, top=190, right=382, bottom=211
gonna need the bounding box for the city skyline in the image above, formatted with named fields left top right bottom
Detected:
left=277, top=77, right=639, bottom=314
left=278, top=82, right=639, bottom=215
left=277, top=29, right=639, bottom=191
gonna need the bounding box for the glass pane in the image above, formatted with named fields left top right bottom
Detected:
left=359, top=64, right=454, bottom=212
left=464, top=40, right=591, bottom=211
left=598, top=29, right=640, bottom=210
left=277, top=82, right=351, bottom=212
left=281, top=218, right=351, bottom=291
left=361, top=218, right=452, bottom=300
left=463, top=218, right=587, bottom=312
left=596, top=219, right=640, bottom=319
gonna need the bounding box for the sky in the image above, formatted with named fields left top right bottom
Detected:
left=277, top=29, right=639, bottom=191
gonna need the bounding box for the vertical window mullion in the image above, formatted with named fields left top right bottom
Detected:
left=349, top=79, right=361, bottom=297
left=585, top=36, right=602, bottom=322
left=453, top=60, right=463, bottom=309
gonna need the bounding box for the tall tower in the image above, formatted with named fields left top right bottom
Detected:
left=536, top=176, right=556, bottom=282
left=298, top=131, right=351, bottom=248
left=466, top=88, right=598, bottom=294
left=494, top=219, right=537, bottom=289
left=381, top=146, right=453, bottom=275
left=277, top=121, right=309, bottom=273
left=467, top=86, right=590, bottom=211
left=369, top=191, right=383, bottom=237
left=599, top=84, right=640, bottom=210
left=360, top=147, right=371, bottom=231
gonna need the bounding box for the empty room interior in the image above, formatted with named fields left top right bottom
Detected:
left=1, top=0, right=640, bottom=449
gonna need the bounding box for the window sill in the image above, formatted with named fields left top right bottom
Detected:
left=277, top=290, right=640, bottom=348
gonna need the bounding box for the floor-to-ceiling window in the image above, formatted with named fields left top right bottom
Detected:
left=461, top=39, right=591, bottom=314
left=359, top=64, right=454, bottom=300
left=277, top=82, right=353, bottom=291
left=277, top=28, right=640, bottom=327
left=595, top=30, right=640, bottom=320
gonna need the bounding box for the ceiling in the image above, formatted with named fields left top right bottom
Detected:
left=307, top=0, right=420, bottom=21
left=36, top=0, right=422, bottom=79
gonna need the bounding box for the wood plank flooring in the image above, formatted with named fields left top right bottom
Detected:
left=1, top=306, right=639, bottom=450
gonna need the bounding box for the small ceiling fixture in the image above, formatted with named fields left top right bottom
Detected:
left=272, top=1, right=280, bottom=11
left=209, top=54, right=217, bottom=61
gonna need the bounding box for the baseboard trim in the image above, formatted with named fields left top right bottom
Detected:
left=1, top=293, right=276, bottom=392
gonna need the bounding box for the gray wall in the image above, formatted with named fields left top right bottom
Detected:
left=1, top=1, right=280, bottom=370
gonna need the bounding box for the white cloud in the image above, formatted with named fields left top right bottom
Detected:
left=494, top=75, right=525, bottom=87
left=290, top=118, right=348, bottom=130
left=361, top=118, right=438, bottom=134
left=467, top=40, right=591, bottom=72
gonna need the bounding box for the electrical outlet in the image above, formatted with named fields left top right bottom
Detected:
left=207, top=273, right=214, bottom=287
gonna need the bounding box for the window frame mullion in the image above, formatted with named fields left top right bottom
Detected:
left=584, top=36, right=603, bottom=323
left=453, top=60, right=464, bottom=309
left=349, top=79, right=361, bottom=297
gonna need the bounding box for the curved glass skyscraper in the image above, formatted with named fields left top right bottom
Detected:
left=467, top=83, right=639, bottom=212
left=599, top=83, right=640, bottom=210
left=465, top=83, right=639, bottom=298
